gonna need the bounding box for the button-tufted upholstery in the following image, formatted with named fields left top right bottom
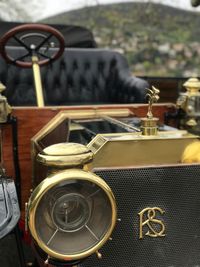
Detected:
left=0, top=47, right=148, bottom=106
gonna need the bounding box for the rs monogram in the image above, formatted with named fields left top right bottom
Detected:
left=138, top=207, right=166, bottom=239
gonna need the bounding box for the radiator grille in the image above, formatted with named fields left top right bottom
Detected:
left=82, top=164, right=200, bottom=267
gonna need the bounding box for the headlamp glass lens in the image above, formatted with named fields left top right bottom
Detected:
left=34, top=179, right=112, bottom=256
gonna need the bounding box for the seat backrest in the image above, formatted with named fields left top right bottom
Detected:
left=0, top=47, right=147, bottom=106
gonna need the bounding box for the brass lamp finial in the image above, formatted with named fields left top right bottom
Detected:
left=183, top=77, right=200, bottom=95
left=140, top=86, right=160, bottom=136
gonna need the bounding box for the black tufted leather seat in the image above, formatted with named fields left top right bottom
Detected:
left=0, top=47, right=148, bottom=106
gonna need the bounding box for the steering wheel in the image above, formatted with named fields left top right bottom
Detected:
left=0, top=24, right=65, bottom=68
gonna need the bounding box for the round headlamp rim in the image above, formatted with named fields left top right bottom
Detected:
left=28, top=169, right=117, bottom=261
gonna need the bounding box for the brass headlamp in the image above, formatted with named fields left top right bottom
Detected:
left=26, top=143, right=117, bottom=264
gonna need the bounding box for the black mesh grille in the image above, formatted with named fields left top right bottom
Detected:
left=82, top=164, right=200, bottom=267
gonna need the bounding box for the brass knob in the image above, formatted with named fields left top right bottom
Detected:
left=96, top=250, right=102, bottom=259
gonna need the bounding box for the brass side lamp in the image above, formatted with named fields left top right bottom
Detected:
left=0, top=82, right=11, bottom=123
left=177, top=77, right=200, bottom=128
left=26, top=143, right=117, bottom=266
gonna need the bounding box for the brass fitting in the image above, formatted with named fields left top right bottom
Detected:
left=141, top=86, right=160, bottom=136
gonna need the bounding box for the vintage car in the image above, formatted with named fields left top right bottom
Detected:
left=0, top=22, right=200, bottom=267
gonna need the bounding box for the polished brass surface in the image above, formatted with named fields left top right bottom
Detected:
left=96, top=250, right=102, bottom=259
left=177, top=78, right=200, bottom=126
left=138, top=207, right=166, bottom=239
left=176, top=78, right=200, bottom=116
left=87, top=131, right=199, bottom=169
left=186, top=118, right=197, bottom=127
left=0, top=98, right=11, bottom=123
left=43, top=142, right=90, bottom=156
left=140, top=117, right=159, bottom=136
left=146, top=86, right=160, bottom=119
left=183, top=77, right=200, bottom=94
left=32, top=56, right=44, bottom=107
left=181, top=141, right=200, bottom=163
left=141, top=86, right=160, bottom=136
left=0, top=82, right=6, bottom=93
left=37, top=142, right=93, bottom=167
left=0, top=82, right=11, bottom=123
left=32, top=109, right=131, bottom=151
left=31, top=109, right=131, bottom=184
left=27, top=169, right=117, bottom=261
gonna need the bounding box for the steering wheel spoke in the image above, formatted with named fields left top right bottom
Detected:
left=0, top=24, right=65, bottom=68
left=36, top=51, right=51, bottom=60
left=35, top=33, right=54, bottom=51
left=13, top=52, right=31, bottom=63
left=13, top=35, right=32, bottom=53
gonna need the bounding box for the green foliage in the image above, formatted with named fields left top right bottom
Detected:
left=41, top=2, right=200, bottom=77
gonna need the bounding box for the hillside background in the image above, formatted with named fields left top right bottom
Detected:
left=42, top=2, right=200, bottom=77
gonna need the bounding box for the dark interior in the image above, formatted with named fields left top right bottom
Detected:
left=0, top=47, right=148, bottom=106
